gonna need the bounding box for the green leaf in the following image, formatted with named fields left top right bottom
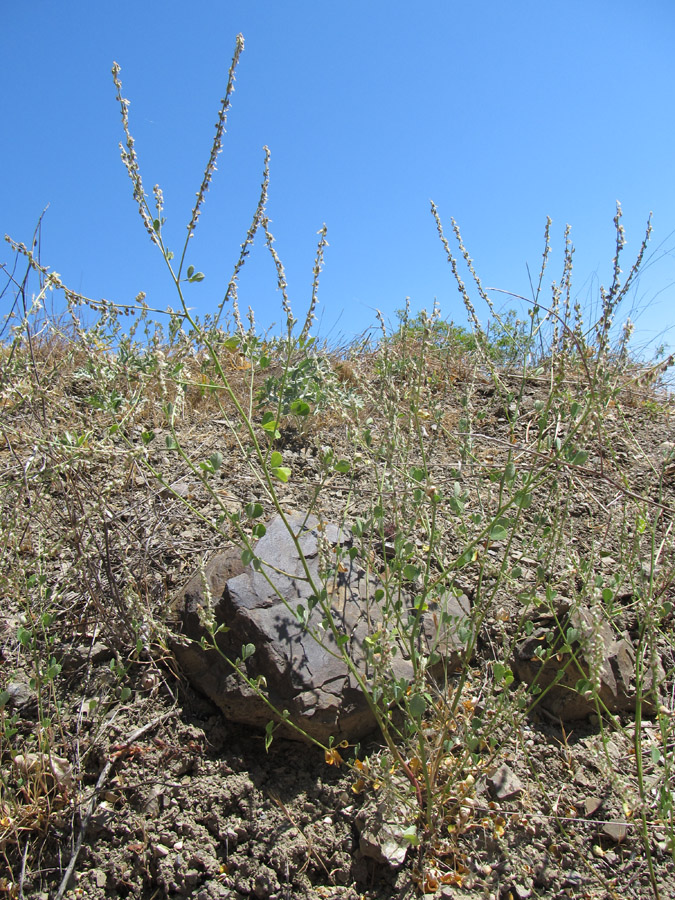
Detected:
left=351, top=518, right=365, bottom=537
left=515, top=490, right=532, bottom=509
left=245, top=502, right=264, bottom=519
left=261, top=419, right=281, bottom=440
left=572, top=450, right=589, bottom=466
left=242, top=643, right=256, bottom=660
left=141, top=430, right=155, bottom=445
left=402, top=564, right=420, bottom=581
left=209, top=451, right=223, bottom=471
left=272, top=466, right=291, bottom=483
left=334, top=459, right=350, bottom=474
left=153, top=219, right=161, bottom=232
left=290, top=399, right=311, bottom=417
left=241, top=548, right=254, bottom=566
left=187, top=265, right=195, bottom=279
left=165, top=434, right=178, bottom=450
left=337, top=633, right=350, bottom=647
left=260, top=412, right=281, bottom=440
left=504, top=462, right=516, bottom=482
left=575, top=677, right=594, bottom=697
left=190, top=271, right=205, bottom=282
left=489, top=525, right=508, bottom=542
left=457, top=547, right=477, bottom=568
left=401, top=825, right=420, bottom=846
left=408, top=693, right=427, bottom=719
left=265, top=720, right=275, bottom=751
left=46, top=662, right=61, bottom=680
left=224, top=336, right=240, bottom=351
left=0, top=690, right=9, bottom=709
left=493, top=663, right=514, bottom=686
left=270, top=451, right=283, bottom=468
left=449, top=496, right=464, bottom=515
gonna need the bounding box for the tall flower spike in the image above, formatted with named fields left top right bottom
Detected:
left=186, top=34, right=245, bottom=241
left=263, top=217, right=294, bottom=332
left=430, top=201, right=489, bottom=364
left=215, top=146, right=271, bottom=332
left=300, top=224, right=328, bottom=343
left=112, top=62, right=160, bottom=246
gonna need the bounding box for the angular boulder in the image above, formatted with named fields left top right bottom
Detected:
left=169, top=512, right=469, bottom=743
left=512, top=602, right=661, bottom=720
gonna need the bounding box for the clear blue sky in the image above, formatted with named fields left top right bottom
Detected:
left=3, top=1, right=675, bottom=354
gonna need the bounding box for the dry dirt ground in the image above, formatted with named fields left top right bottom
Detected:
left=2, top=344, right=675, bottom=900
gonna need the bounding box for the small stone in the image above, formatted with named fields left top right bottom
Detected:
left=140, top=671, right=160, bottom=691
left=5, top=680, right=36, bottom=712
left=512, top=879, right=533, bottom=899
left=141, top=785, right=164, bottom=816
left=161, top=478, right=191, bottom=499
left=89, top=802, right=116, bottom=834
left=488, top=764, right=523, bottom=800
left=154, top=843, right=170, bottom=858
left=601, top=821, right=628, bottom=843
left=13, top=752, right=73, bottom=792
left=584, top=796, right=603, bottom=816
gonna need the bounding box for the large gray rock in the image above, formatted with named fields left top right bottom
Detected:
left=512, top=602, right=661, bottom=720
left=169, top=512, right=469, bottom=743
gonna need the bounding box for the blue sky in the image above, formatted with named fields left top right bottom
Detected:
left=3, top=1, right=675, bottom=354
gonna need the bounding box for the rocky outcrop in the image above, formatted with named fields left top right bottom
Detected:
left=169, top=512, right=470, bottom=743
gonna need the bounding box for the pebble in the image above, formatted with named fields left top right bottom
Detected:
left=601, top=821, right=628, bottom=843
left=583, top=796, right=603, bottom=816
left=488, top=764, right=524, bottom=800
left=5, top=680, right=36, bottom=711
